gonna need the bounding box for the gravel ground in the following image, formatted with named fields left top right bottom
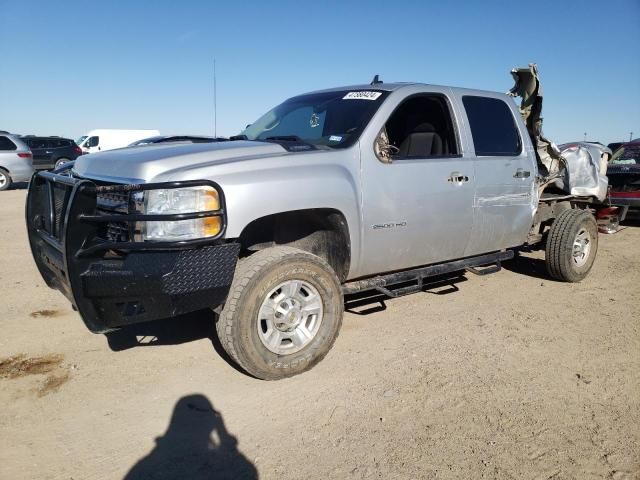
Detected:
left=1, top=188, right=638, bottom=480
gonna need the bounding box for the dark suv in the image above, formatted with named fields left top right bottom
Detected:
left=21, top=136, right=82, bottom=170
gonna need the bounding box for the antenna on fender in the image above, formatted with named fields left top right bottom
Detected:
left=370, top=74, right=383, bottom=86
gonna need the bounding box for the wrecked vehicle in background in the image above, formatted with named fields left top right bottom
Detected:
left=607, top=140, right=640, bottom=209
left=26, top=64, right=607, bottom=380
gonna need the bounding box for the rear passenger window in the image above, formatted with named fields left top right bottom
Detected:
left=462, top=96, right=521, bottom=156
left=0, top=136, right=17, bottom=151
left=29, top=138, right=46, bottom=149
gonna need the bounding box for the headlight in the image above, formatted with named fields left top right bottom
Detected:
left=136, top=186, right=222, bottom=241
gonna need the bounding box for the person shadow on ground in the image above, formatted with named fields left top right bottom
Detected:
left=124, top=394, right=258, bottom=480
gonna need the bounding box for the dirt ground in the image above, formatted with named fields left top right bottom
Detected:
left=1, top=187, right=638, bottom=480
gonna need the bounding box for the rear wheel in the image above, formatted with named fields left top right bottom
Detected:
left=216, top=246, right=343, bottom=380
left=54, top=158, right=70, bottom=169
left=0, top=169, right=12, bottom=191
left=545, top=209, right=598, bottom=282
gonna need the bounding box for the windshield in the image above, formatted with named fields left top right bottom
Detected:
left=610, top=144, right=640, bottom=165
left=76, top=135, right=87, bottom=145
left=242, top=90, right=389, bottom=149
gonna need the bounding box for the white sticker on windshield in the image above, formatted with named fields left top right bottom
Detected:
left=329, top=135, right=342, bottom=142
left=342, top=91, right=382, bottom=101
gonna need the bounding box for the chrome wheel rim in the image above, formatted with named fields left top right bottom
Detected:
left=257, top=279, right=323, bottom=355
left=572, top=228, right=591, bottom=267
left=0, top=172, right=6, bottom=188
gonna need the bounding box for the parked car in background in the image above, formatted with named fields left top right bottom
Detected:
left=0, top=132, right=33, bottom=191
left=76, top=129, right=160, bottom=154
left=21, top=136, right=82, bottom=170
left=128, top=135, right=225, bottom=147
left=607, top=140, right=640, bottom=209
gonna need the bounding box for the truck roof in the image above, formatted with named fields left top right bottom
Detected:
left=303, top=82, right=508, bottom=99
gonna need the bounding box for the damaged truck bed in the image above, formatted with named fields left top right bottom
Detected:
left=508, top=64, right=609, bottom=202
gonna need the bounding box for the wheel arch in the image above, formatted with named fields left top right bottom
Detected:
left=237, top=208, right=351, bottom=282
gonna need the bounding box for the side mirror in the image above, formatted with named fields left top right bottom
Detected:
left=374, top=128, right=397, bottom=164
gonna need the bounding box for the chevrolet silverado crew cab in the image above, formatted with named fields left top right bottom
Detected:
left=27, top=65, right=607, bottom=380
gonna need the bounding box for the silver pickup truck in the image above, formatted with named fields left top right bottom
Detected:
left=26, top=65, right=607, bottom=380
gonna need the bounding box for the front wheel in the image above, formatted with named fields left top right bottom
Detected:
left=216, top=246, right=343, bottom=380
left=545, top=209, right=598, bottom=282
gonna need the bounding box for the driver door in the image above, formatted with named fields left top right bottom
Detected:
left=359, top=90, right=474, bottom=277
left=84, top=136, right=100, bottom=154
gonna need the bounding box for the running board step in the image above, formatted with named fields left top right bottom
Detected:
left=342, top=250, right=513, bottom=297
left=466, top=261, right=502, bottom=276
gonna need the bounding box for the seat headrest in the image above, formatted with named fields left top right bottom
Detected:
left=411, top=123, right=436, bottom=133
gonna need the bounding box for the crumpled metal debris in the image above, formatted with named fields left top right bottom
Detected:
left=507, top=64, right=608, bottom=200
left=556, top=142, right=610, bottom=200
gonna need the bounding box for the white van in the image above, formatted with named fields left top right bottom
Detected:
left=76, top=129, right=160, bottom=154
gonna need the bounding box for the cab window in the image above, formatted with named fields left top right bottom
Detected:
left=376, top=94, right=459, bottom=162
left=462, top=96, right=521, bottom=156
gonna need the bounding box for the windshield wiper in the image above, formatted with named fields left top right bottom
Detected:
left=265, top=135, right=304, bottom=142
left=231, top=134, right=317, bottom=151
left=264, top=135, right=316, bottom=151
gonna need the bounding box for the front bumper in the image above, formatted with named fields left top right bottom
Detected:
left=26, top=171, right=239, bottom=333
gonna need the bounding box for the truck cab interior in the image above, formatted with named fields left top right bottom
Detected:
left=383, top=95, right=459, bottom=159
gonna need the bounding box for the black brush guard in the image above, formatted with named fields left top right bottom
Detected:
left=26, top=171, right=240, bottom=333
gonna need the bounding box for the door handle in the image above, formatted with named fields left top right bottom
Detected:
left=513, top=168, right=531, bottom=179
left=45, top=151, right=51, bottom=154
left=447, top=172, right=469, bottom=184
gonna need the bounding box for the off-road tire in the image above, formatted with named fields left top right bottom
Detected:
left=545, top=209, right=598, bottom=282
left=216, top=246, right=343, bottom=380
left=0, top=169, right=12, bottom=191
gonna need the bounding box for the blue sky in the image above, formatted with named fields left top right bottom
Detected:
left=1, top=0, right=638, bottom=144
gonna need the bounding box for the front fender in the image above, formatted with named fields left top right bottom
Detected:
left=153, top=149, right=363, bottom=278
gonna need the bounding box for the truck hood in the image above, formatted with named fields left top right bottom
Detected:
left=72, top=140, right=287, bottom=183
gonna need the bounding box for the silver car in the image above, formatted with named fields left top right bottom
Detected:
left=0, top=132, right=34, bottom=191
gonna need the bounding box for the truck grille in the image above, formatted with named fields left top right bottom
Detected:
left=96, top=190, right=130, bottom=213
left=51, top=183, right=69, bottom=238
left=104, top=221, right=130, bottom=242
left=96, top=190, right=131, bottom=242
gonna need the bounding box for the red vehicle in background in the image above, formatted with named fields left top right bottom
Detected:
left=607, top=140, right=640, bottom=209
